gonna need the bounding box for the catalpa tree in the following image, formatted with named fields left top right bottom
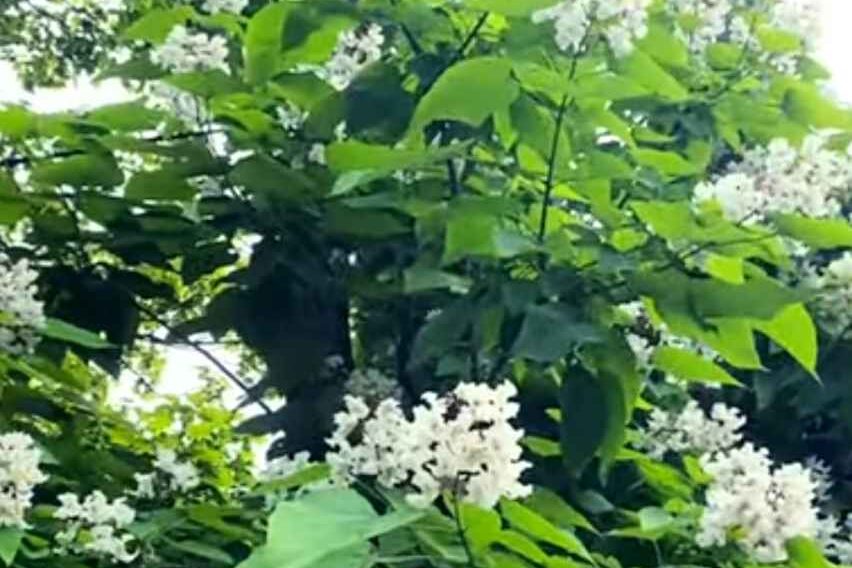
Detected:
left=2, top=0, right=852, bottom=567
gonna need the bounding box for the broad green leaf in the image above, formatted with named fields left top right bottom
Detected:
left=705, top=254, right=745, bottom=284
left=524, top=490, right=598, bottom=534
left=238, top=489, right=423, bottom=568
left=245, top=3, right=292, bottom=84
left=327, top=141, right=466, bottom=174
left=31, top=153, right=123, bottom=188
left=408, top=57, right=519, bottom=140
left=0, top=106, right=36, bottom=139
left=523, top=436, right=562, bottom=457
left=455, top=502, right=501, bottom=552
left=774, top=214, right=852, bottom=250
left=43, top=318, right=114, bottom=349
left=753, top=303, right=818, bottom=376
left=782, top=81, right=852, bottom=129
left=404, top=267, right=472, bottom=294
left=633, top=148, right=699, bottom=177
left=512, top=304, right=603, bottom=362
left=465, top=0, right=558, bottom=15
left=787, top=537, right=835, bottom=568
left=501, top=501, right=592, bottom=561
left=86, top=102, right=170, bottom=132
left=496, top=530, right=547, bottom=564
left=0, top=196, right=28, bottom=225
left=652, top=347, right=741, bottom=386
left=0, top=528, right=23, bottom=566
left=124, top=7, right=195, bottom=43
left=168, top=540, right=234, bottom=565
left=615, top=50, right=688, bottom=101
left=125, top=170, right=195, bottom=201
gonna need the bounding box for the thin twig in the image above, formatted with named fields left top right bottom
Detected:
left=131, top=299, right=274, bottom=415
left=538, top=94, right=570, bottom=244
left=451, top=487, right=477, bottom=568
left=454, top=12, right=489, bottom=61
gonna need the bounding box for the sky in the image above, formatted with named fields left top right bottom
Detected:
left=2, top=0, right=852, bottom=407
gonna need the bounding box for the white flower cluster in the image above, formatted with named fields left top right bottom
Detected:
left=55, top=491, right=137, bottom=564
left=636, top=401, right=745, bottom=459
left=320, top=24, right=384, bottom=90
left=806, top=252, right=852, bottom=337
left=276, top=103, right=308, bottom=133
left=150, top=26, right=229, bottom=74
left=327, top=381, right=531, bottom=509
left=820, top=516, right=852, bottom=565
left=768, top=0, right=821, bottom=50
left=697, top=443, right=820, bottom=563
left=0, top=255, right=46, bottom=356
left=201, top=0, right=248, bottom=14
left=694, top=133, right=852, bottom=224
left=345, top=368, right=400, bottom=403
left=531, top=0, right=651, bottom=58
left=0, top=432, right=47, bottom=528
left=666, top=0, right=751, bottom=54
left=151, top=448, right=202, bottom=493
left=261, top=451, right=333, bottom=505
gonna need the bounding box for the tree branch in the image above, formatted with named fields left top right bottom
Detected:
left=538, top=94, right=570, bottom=244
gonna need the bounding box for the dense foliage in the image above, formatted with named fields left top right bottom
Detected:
left=2, top=0, right=852, bottom=567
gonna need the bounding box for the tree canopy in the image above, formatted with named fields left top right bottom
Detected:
left=2, top=0, right=852, bottom=567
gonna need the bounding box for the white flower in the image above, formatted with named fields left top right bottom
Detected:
left=319, top=24, right=385, bottom=90
left=307, top=143, right=326, bottom=166
left=261, top=451, right=334, bottom=505
left=0, top=432, right=47, bottom=527
left=697, top=444, right=821, bottom=563
left=327, top=381, right=531, bottom=509
left=694, top=132, right=851, bottom=224
left=276, top=103, right=308, bottom=133
left=201, top=0, right=248, bottom=14
left=532, top=0, right=650, bottom=57
left=150, top=26, right=230, bottom=74
left=769, top=0, right=820, bottom=49
left=54, top=491, right=137, bottom=564
left=153, top=448, right=201, bottom=492
left=131, top=473, right=156, bottom=499
left=807, top=252, right=852, bottom=337
left=636, top=401, right=745, bottom=459
left=0, top=256, right=46, bottom=355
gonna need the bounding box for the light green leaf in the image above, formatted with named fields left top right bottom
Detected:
left=501, top=501, right=592, bottom=561
left=168, top=540, right=234, bottom=565
left=787, top=537, right=835, bottom=568
left=43, top=318, right=114, bottom=349
left=31, top=154, right=123, bottom=188
left=774, top=214, right=852, bottom=250
left=465, top=0, right=558, bottom=15
left=615, top=50, right=688, bottom=101
left=633, top=148, right=699, bottom=177
left=244, top=3, right=292, bottom=85
left=652, top=347, right=741, bottom=386
left=124, top=7, right=195, bottom=43
left=753, top=304, right=818, bottom=376
left=0, top=528, right=23, bottom=567
left=408, top=57, right=519, bottom=140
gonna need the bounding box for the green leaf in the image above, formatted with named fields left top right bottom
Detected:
left=455, top=502, right=501, bottom=552
left=238, top=489, right=423, bottom=568
left=496, top=530, right=547, bottom=564
left=124, top=7, right=195, bottom=43
left=465, top=0, right=560, bottom=15
left=125, top=170, right=196, bottom=201
left=245, top=3, right=292, bottom=85
left=774, top=214, right=852, bottom=250
left=633, top=148, right=699, bottom=177
left=787, top=537, right=835, bottom=568
left=404, top=267, right=472, bottom=294
left=652, top=347, right=741, bottom=386
left=559, top=365, right=619, bottom=476
left=615, top=50, right=688, bottom=101
left=168, top=540, right=234, bottom=565
left=753, top=304, right=818, bottom=376
left=782, top=81, right=852, bottom=129
left=0, top=528, right=23, bottom=566
left=512, top=304, right=603, bottom=362
left=501, top=501, right=592, bottom=561
left=408, top=57, right=519, bottom=140
left=0, top=106, right=36, bottom=139
left=0, top=196, right=28, bottom=225
left=43, top=318, right=114, bottom=349
left=31, top=154, right=123, bottom=188
left=86, top=102, right=170, bottom=132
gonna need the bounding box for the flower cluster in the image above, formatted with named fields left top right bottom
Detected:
left=666, top=0, right=753, bottom=54
left=0, top=255, right=46, bottom=355
left=0, top=432, right=47, bottom=528
left=697, top=444, right=821, bottom=563
left=806, top=252, right=852, bottom=337
left=636, top=401, right=745, bottom=459
left=327, top=381, right=531, bottom=508
left=260, top=451, right=333, bottom=505
left=151, top=448, right=202, bottom=493
left=532, top=0, right=651, bottom=58
left=150, top=26, right=229, bottom=74
left=201, top=0, right=248, bottom=14
left=276, top=103, right=308, bottom=133
left=693, top=133, right=852, bottom=224
left=320, top=24, right=384, bottom=90
left=55, top=491, right=137, bottom=564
